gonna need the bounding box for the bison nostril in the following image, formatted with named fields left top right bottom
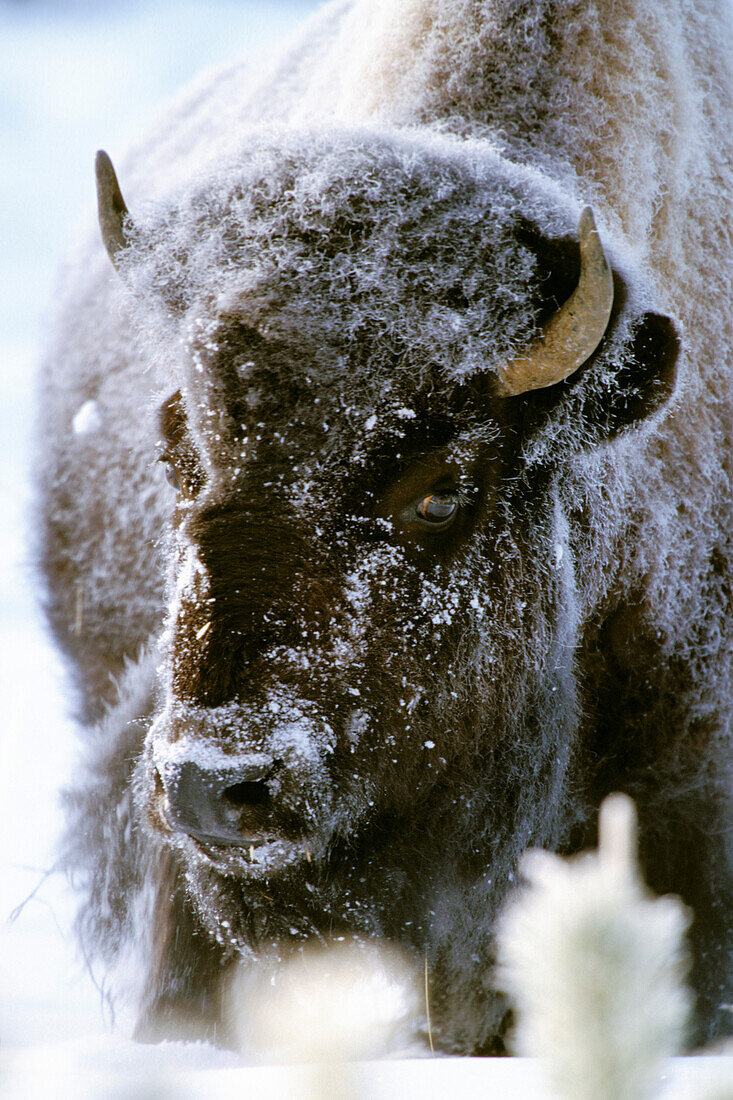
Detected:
left=161, top=754, right=278, bottom=847
left=224, top=779, right=271, bottom=809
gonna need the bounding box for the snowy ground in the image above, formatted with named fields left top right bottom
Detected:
left=1, top=3, right=732, bottom=1096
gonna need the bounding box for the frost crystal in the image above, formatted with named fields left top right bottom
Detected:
left=72, top=399, right=102, bottom=436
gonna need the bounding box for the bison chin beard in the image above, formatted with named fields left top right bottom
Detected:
left=180, top=854, right=331, bottom=960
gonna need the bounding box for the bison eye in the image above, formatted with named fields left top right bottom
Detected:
left=164, top=463, right=181, bottom=491
left=415, top=493, right=459, bottom=529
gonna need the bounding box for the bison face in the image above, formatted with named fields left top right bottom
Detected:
left=141, top=361, right=515, bottom=882
left=105, top=129, right=676, bottom=949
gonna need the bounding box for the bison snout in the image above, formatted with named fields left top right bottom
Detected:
left=161, top=754, right=277, bottom=847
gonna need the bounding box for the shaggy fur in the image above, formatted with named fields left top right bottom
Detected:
left=37, top=0, right=732, bottom=1052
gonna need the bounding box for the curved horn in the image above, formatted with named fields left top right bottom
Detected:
left=95, top=150, right=131, bottom=269
left=497, top=207, right=614, bottom=397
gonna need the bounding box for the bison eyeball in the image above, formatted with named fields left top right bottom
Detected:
left=164, top=463, right=181, bottom=491
left=415, top=494, right=458, bottom=528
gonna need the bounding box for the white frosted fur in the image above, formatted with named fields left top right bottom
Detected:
left=93, top=0, right=731, bottom=306
left=151, top=728, right=273, bottom=779
left=151, top=687, right=334, bottom=780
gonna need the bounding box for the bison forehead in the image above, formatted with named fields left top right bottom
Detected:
left=175, top=305, right=499, bottom=496
left=124, top=126, right=581, bottom=391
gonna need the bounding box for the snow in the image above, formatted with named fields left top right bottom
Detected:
left=2, top=1044, right=732, bottom=1100
left=71, top=399, right=102, bottom=435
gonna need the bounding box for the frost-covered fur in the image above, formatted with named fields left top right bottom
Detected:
left=37, top=0, right=732, bottom=1053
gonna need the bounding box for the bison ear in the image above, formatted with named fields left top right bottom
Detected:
left=581, top=311, right=679, bottom=441
left=508, top=311, right=680, bottom=467
left=95, top=150, right=133, bottom=271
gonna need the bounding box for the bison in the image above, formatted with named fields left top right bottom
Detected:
left=38, top=0, right=733, bottom=1053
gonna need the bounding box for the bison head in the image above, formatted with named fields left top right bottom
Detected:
left=96, top=128, right=678, bottom=1041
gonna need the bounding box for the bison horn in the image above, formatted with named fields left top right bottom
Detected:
left=497, top=207, right=614, bottom=397
left=95, top=150, right=131, bottom=269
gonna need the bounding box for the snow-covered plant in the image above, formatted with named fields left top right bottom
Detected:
left=231, top=938, right=419, bottom=1082
left=497, top=793, right=691, bottom=1100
